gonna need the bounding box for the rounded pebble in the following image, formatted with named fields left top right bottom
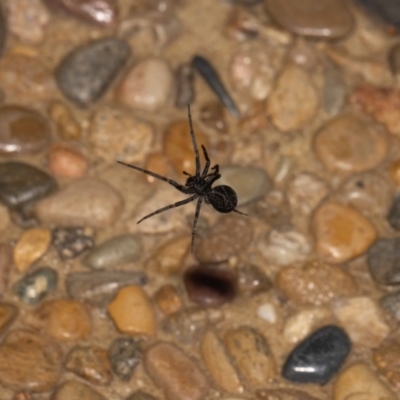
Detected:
left=154, top=285, right=182, bottom=315
left=312, top=201, right=377, bottom=263
left=51, top=380, right=106, bottom=400
left=52, top=226, right=94, bottom=260
left=257, top=303, right=276, bottom=324
left=0, top=302, right=18, bottom=334
left=108, top=285, right=156, bottom=336
left=109, top=337, right=142, bottom=381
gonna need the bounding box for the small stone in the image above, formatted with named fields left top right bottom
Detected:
left=333, top=296, right=390, bottom=348
left=237, top=264, right=272, bottom=295
left=200, top=330, right=243, bottom=393
left=13, top=228, right=51, bottom=272
left=276, top=261, right=357, bottom=306
left=13, top=267, right=57, bottom=304
left=0, top=161, right=57, bottom=209
left=257, top=303, right=277, bottom=324
left=380, top=290, right=400, bottom=320
left=154, top=285, right=182, bottom=315
left=199, top=101, right=227, bottom=134
left=66, top=270, right=147, bottom=307
left=23, top=299, right=91, bottom=342
left=282, top=325, right=351, bottom=384
left=373, top=338, right=400, bottom=390
left=323, top=63, right=347, bottom=116
left=333, top=362, right=397, bottom=400
left=0, top=329, right=61, bottom=392
left=51, top=380, right=107, bottom=400
left=35, top=178, right=123, bottom=228
left=389, top=42, right=400, bottom=75
left=0, top=244, right=12, bottom=297
left=314, top=114, right=388, bottom=173
left=195, top=215, right=253, bottom=263
left=0, top=303, right=18, bottom=334
left=49, top=101, right=81, bottom=140
left=175, top=63, right=194, bottom=109
left=312, top=201, right=377, bottom=263
left=266, top=64, right=318, bottom=132
left=0, top=203, right=10, bottom=234
left=184, top=265, right=237, bottom=307
left=144, top=341, right=209, bottom=400
left=109, top=337, right=142, bottom=381
left=52, top=226, right=94, bottom=260
left=55, top=38, right=131, bottom=107
left=108, top=285, right=156, bottom=336
left=64, top=345, right=112, bottom=386
left=47, top=142, right=88, bottom=178
left=126, top=391, right=157, bottom=400
left=256, top=388, right=321, bottom=400
left=224, top=327, right=276, bottom=386
left=264, top=0, right=353, bottom=39
left=83, top=234, right=141, bottom=270
left=367, top=238, right=400, bottom=285
left=0, top=105, right=51, bottom=155
left=116, top=58, right=174, bottom=112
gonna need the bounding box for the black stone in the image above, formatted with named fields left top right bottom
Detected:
left=282, top=325, right=351, bottom=384
left=52, top=226, right=94, bottom=260
left=387, top=195, right=400, bottom=230
left=380, top=290, right=400, bottom=321
left=367, top=238, right=400, bottom=285
left=55, top=37, right=131, bottom=107
left=109, top=337, right=142, bottom=381
left=354, top=0, right=400, bottom=30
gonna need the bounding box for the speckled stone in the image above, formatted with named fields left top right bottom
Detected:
left=0, top=244, right=11, bottom=297
left=154, top=285, right=183, bottom=315
left=51, top=380, right=107, bottom=400
left=0, top=303, right=18, bottom=334
left=373, top=338, right=400, bottom=390
left=109, top=337, right=142, bottom=381
left=55, top=38, right=130, bottom=107
left=52, top=226, right=94, bottom=260
left=380, top=290, right=400, bottom=320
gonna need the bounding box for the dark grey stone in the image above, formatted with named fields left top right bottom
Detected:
left=380, top=290, right=400, bottom=321
left=109, top=337, right=142, bottom=381
left=52, top=226, right=95, bottom=260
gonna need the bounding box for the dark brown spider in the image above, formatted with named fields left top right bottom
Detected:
left=117, top=105, right=247, bottom=253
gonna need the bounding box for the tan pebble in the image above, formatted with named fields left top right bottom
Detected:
left=144, top=152, right=171, bottom=183
left=200, top=330, right=243, bottom=394
left=0, top=203, right=10, bottom=233
left=51, top=380, right=106, bottom=400
left=333, top=362, right=396, bottom=400
left=333, top=297, right=390, bottom=348
left=144, top=341, right=209, bottom=400
left=23, top=299, right=91, bottom=341
left=13, top=228, right=51, bottom=272
left=373, top=339, right=400, bottom=390
left=224, top=327, right=276, bottom=387
left=312, top=202, right=377, bottom=263
left=0, top=303, right=18, bottom=334
left=154, top=285, right=183, bottom=315
left=48, top=142, right=88, bottom=178
left=388, top=159, right=400, bottom=186
left=108, top=285, right=156, bottom=336
left=49, top=101, right=81, bottom=140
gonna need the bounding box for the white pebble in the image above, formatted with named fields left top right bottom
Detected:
left=257, top=303, right=276, bottom=324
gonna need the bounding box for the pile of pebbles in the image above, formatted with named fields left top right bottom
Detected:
left=0, top=0, right=400, bottom=399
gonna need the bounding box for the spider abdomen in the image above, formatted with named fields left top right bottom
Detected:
left=207, top=185, right=238, bottom=213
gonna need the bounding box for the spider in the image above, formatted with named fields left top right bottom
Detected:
left=117, top=105, right=247, bottom=253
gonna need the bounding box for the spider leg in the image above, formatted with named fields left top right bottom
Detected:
left=187, top=105, right=201, bottom=176
left=182, top=171, right=192, bottom=176
left=117, top=161, right=191, bottom=194
left=191, top=196, right=204, bottom=253
left=201, top=145, right=211, bottom=177
left=233, top=208, right=248, bottom=216
left=137, top=194, right=198, bottom=224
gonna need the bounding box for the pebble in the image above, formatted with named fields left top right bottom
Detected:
left=35, top=178, right=123, bottom=228
left=116, top=58, right=174, bottom=112
left=90, top=106, right=153, bottom=163
left=0, top=161, right=57, bottom=209
left=0, top=105, right=51, bottom=155
left=224, top=326, right=276, bottom=386
left=388, top=158, right=400, bottom=186
left=108, top=285, right=156, bottom=336
left=0, top=203, right=10, bottom=233
left=154, top=285, right=182, bottom=315
left=49, top=101, right=81, bottom=140
left=55, top=38, right=131, bottom=107
left=380, top=290, right=400, bottom=320
left=264, top=0, right=353, bottom=39
left=66, top=270, right=147, bottom=307
left=194, top=215, right=253, bottom=263
left=0, top=244, right=12, bottom=297
left=0, top=329, right=61, bottom=392
left=200, top=330, right=243, bottom=393
left=367, top=238, right=400, bottom=285
left=13, top=267, right=57, bottom=304
left=256, top=388, right=320, bottom=400
left=323, top=63, right=347, bottom=116
left=237, top=264, right=273, bottom=296
left=43, top=0, right=118, bottom=26
left=126, top=391, right=157, bottom=400
left=199, top=101, right=227, bottom=134
left=47, top=142, right=88, bottom=178
left=266, top=64, right=318, bottom=132
left=0, top=303, right=18, bottom=334
left=108, top=337, right=142, bottom=381
left=333, top=296, right=390, bottom=348
left=51, top=380, right=107, bottom=400
left=64, top=345, right=112, bottom=386
left=13, top=228, right=52, bottom=272
left=333, top=362, right=397, bottom=400
left=175, top=63, right=194, bottom=108
left=144, top=341, right=209, bottom=400
left=52, top=226, right=94, bottom=260
left=83, top=234, right=141, bottom=270
left=144, top=152, right=171, bottom=184
left=282, top=325, right=351, bottom=384
left=314, top=114, right=388, bottom=172
left=276, top=261, right=357, bottom=306
left=184, top=265, right=237, bottom=307
left=388, top=42, right=400, bottom=75
left=0, top=6, right=5, bottom=56
left=373, top=338, right=400, bottom=390
left=257, top=303, right=277, bottom=324
left=312, top=201, right=377, bottom=263
left=23, top=299, right=91, bottom=341
left=216, top=166, right=272, bottom=206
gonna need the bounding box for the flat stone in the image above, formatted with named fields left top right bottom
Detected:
left=387, top=194, right=400, bottom=230
left=0, top=303, right=18, bottom=334
left=55, top=38, right=130, bottom=107
left=52, top=226, right=94, bottom=260
left=265, top=0, right=353, bottom=39
left=373, top=339, right=400, bottom=390
left=380, top=290, right=400, bottom=320
left=35, top=178, right=123, bottom=228
left=154, top=285, right=183, bottom=315
left=51, top=380, right=106, bottom=400
left=0, top=243, right=11, bottom=297
left=282, top=325, right=351, bottom=384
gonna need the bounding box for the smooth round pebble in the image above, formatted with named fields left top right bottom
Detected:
left=49, top=101, right=81, bottom=140
left=154, top=285, right=183, bottom=315
left=116, top=58, right=174, bottom=112
left=51, top=380, right=107, bottom=400
left=380, top=290, right=400, bottom=321
left=373, top=339, right=400, bottom=390
left=108, top=285, right=156, bottom=336
left=0, top=244, right=12, bottom=297
left=109, top=337, right=142, bottom=381
left=257, top=303, right=276, bottom=324
left=13, top=228, right=51, bottom=272
left=282, top=325, right=351, bottom=384
left=52, top=226, right=94, bottom=260
left=387, top=194, right=400, bottom=230
left=0, top=302, right=18, bottom=334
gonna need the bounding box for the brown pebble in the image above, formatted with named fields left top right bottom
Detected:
left=388, top=159, right=400, bottom=186
left=49, top=101, right=81, bottom=140
left=0, top=303, right=18, bottom=334
left=0, top=329, right=61, bottom=392
left=51, top=380, right=107, bottom=400
left=312, top=202, right=377, bottom=263
left=373, top=338, right=400, bottom=390
left=144, top=341, right=209, bottom=400
left=144, top=152, right=171, bottom=184
left=22, top=299, right=91, bottom=341
left=154, top=285, right=183, bottom=315
left=108, top=285, right=156, bottom=336
left=0, top=243, right=12, bottom=295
